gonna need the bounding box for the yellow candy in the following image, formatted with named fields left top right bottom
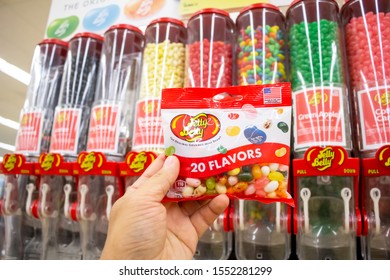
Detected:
left=268, top=171, right=284, bottom=182
left=251, top=164, right=262, bottom=179
left=226, top=126, right=240, bottom=136
left=227, top=167, right=241, bottom=176
left=275, top=147, right=287, bottom=157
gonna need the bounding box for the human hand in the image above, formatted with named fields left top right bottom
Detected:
left=100, top=154, right=230, bottom=260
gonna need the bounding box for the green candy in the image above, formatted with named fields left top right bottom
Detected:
left=217, top=145, right=228, bottom=154
left=205, top=177, right=216, bottom=190
left=238, top=172, right=253, bottom=182
left=165, top=146, right=176, bottom=156
left=277, top=122, right=289, bottom=133
left=46, top=16, right=79, bottom=39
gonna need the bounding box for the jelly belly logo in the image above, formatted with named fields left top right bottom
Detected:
left=374, top=92, right=390, bottom=106
left=126, top=151, right=156, bottom=173
left=78, top=152, right=104, bottom=172
left=171, top=113, right=220, bottom=142
left=2, top=154, right=23, bottom=172
left=305, top=146, right=345, bottom=171
left=376, top=145, right=390, bottom=168
left=39, top=154, right=61, bottom=171
left=308, top=91, right=329, bottom=106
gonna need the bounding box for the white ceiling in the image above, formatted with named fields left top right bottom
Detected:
left=0, top=0, right=52, bottom=158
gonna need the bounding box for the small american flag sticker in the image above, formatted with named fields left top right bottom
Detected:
left=263, top=87, right=282, bottom=104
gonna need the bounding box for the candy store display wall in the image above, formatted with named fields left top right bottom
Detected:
left=1, top=0, right=390, bottom=260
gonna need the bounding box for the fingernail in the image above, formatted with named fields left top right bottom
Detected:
left=163, top=156, right=177, bottom=168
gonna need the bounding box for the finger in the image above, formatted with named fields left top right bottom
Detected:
left=136, top=155, right=180, bottom=202
left=190, top=195, right=230, bottom=238
left=179, top=200, right=209, bottom=216
left=125, top=153, right=166, bottom=194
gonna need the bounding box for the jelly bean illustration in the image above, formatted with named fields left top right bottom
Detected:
left=165, top=145, right=175, bottom=156
left=217, top=145, right=228, bottom=154
left=244, top=126, right=267, bottom=144
left=275, top=147, right=287, bottom=157
left=277, top=121, right=289, bottom=133
left=228, top=113, right=239, bottom=119
left=46, top=16, right=79, bottom=39
left=226, top=126, right=240, bottom=136
left=83, top=5, right=120, bottom=31
left=124, top=0, right=166, bottom=19
left=242, top=104, right=257, bottom=119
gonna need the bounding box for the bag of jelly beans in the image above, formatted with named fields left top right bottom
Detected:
left=161, top=83, right=294, bottom=206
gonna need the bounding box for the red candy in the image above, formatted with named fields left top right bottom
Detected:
left=345, top=12, right=390, bottom=88
left=185, top=39, right=233, bottom=88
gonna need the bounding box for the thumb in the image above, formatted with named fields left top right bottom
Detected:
left=136, top=155, right=180, bottom=202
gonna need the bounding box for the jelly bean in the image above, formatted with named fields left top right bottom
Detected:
left=264, top=180, right=279, bottom=193
left=193, top=185, right=207, bottom=197
left=244, top=184, right=256, bottom=196
left=244, top=126, right=267, bottom=144
left=217, top=145, right=228, bottom=154
left=268, top=171, right=284, bottom=182
left=263, top=120, right=272, bottom=129
left=186, top=178, right=201, bottom=187
left=266, top=191, right=277, bottom=198
left=238, top=172, right=253, bottom=182
left=205, top=177, right=216, bottom=190
left=83, top=5, right=120, bottom=31
left=251, top=164, right=262, bottom=179
left=182, top=186, right=194, bottom=197
left=228, top=113, right=239, bottom=119
left=269, top=163, right=279, bottom=172
left=277, top=122, right=289, bottom=133
left=242, top=104, right=257, bottom=119
left=227, top=168, right=241, bottom=176
left=226, top=126, right=240, bottom=136
left=186, top=39, right=233, bottom=88
left=47, top=16, right=79, bottom=39
left=215, top=183, right=227, bottom=194
left=232, top=182, right=248, bottom=192
left=227, top=175, right=239, bottom=186
left=140, top=41, right=185, bottom=98
left=237, top=24, right=287, bottom=85
left=261, top=166, right=270, bottom=176
left=218, top=175, right=227, bottom=185
left=288, top=20, right=344, bottom=90
left=275, top=147, right=287, bottom=157
left=165, top=146, right=176, bottom=156
left=256, top=189, right=266, bottom=197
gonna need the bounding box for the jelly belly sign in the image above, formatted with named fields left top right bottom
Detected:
left=45, top=0, right=181, bottom=40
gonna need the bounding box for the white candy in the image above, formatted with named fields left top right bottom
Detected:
left=244, top=184, right=256, bottom=196
left=185, top=177, right=201, bottom=187
left=182, top=186, right=194, bottom=197
left=227, top=175, right=238, bottom=186
left=269, top=163, right=280, bottom=172
left=215, top=183, right=227, bottom=194
left=193, top=185, right=207, bottom=197
left=264, top=180, right=279, bottom=193
left=261, top=166, right=270, bottom=176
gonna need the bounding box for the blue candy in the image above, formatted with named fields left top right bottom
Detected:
left=244, top=126, right=267, bottom=144
left=83, top=4, right=120, bottom=31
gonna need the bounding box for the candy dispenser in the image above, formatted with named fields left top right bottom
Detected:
left=236, top=3, right=287, bottom=86
left=34, top=153, right=76, bottom=259
left=133, top=18, right=186, bottom=153
left=293, top=146, right=362, bottom=260
left=14, top=39, right=68, bottom=157
left=234, top=4, right=291, bottom=260
left=286, top=0, right=353, bottom=156
left=341, top=0, right=390, bottom=158
left=74, top=152, right=122, bottom=260
left=87, top=24, right=144, bottom=158
left=0, top=154, right=35, bottom=259
left=50, top=32, right=103, bottom=158
left=361, top=145, right=390, bottom=259
left=185, top=9, right=235, bottom=88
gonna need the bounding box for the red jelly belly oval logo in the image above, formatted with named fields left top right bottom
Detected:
left=305, top=146, right=346, bottom=171
left=376, top=145, right=390, bottom=168
left=170, top=113, right=221, bottom=142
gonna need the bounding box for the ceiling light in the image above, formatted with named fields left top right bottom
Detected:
left=0, top=116, right=19, bottom=130
left=0, top=58, right=30, bottom=85
left=0, top=142, right=15, bottom=152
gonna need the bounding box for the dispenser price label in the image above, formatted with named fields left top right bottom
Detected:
left=357, top=85, right=390, bottom=150
left=87, top=104, right=120, bottom=153
left=50, top=108, right=82, bottom=154
left=15, top=110, right=43, bottom=154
